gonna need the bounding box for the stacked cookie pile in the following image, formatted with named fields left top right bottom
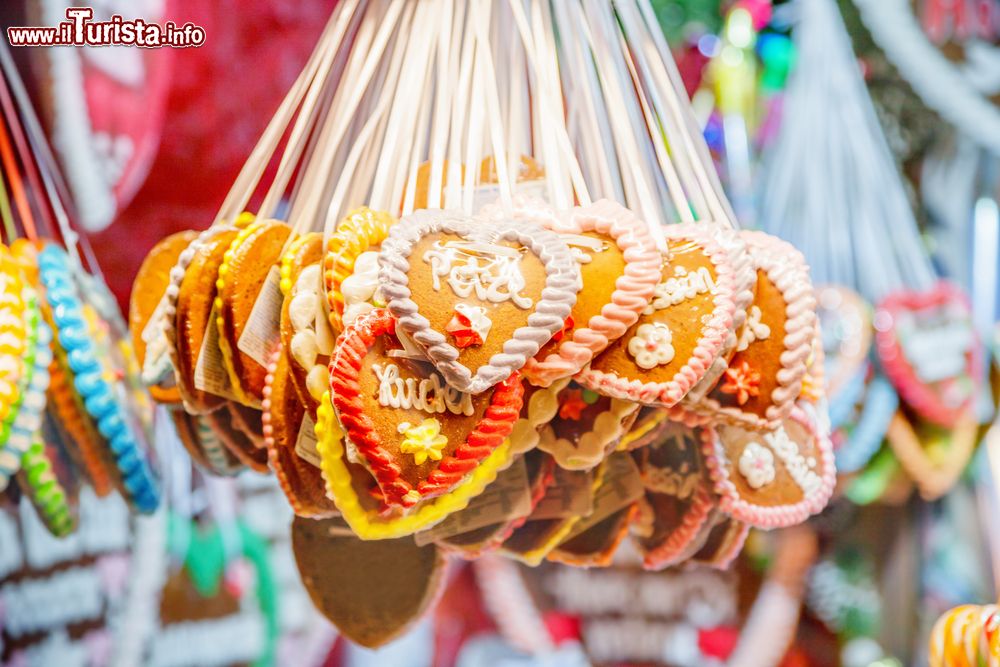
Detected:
left=132, top=193, right=834, bottom=644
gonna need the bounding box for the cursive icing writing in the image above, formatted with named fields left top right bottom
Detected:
left=373, top=363, right=474, bottom=416
left=644, top=265, right=716, bottom=314
left=422, top=240, right=533, bottom=308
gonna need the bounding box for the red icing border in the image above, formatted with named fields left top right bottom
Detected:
left=875, top=280, right=982, bottom=428
left=330, top=308, right=524, bottom=508
left=639, top=481, right=716, bottom=570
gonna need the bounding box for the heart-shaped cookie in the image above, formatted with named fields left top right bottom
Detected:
left=379, top=208, right=579, bottom=394
left=886, top=411, right=978, bottom=501
left=630, top=424, right=716, bottom=569
left=815, top=285, right=872, bottom=401
left=330, top=308, right=524, bottom=508
left=316, top=388, right=516, bottom=539
left=875, top=281, right=981, bottom=428
left=685, top=231, right=817, bottom=429
left=292, top=516, right=446, bottom=648
left=166, top=225, right=241, bottom=414
left=279, top=233, right=326, bottom=419
left=706, top=407, right=835, bottom=528
left=262, top=346, right=337, bottom=518
left=578, top=223, right=755, bottom=407
left=535, top=381, right=639, bottom=470
left=128, top=230, right=197, bottom=404
left=479, top=198, right=661, bottom=387
left=215, top=219, right=292, bottom=404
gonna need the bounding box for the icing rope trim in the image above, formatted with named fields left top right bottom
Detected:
left=379, top=208, right=580, bottom=394
left=40, top=245, right=160, bottom=513
left=508, top=378, right=570, bottom=456
left=695, top=517, right=751, bottom=570
left=685, top=230, right=817, bottom=428
left=18, top=436, right=76, bottom=537
left=577, top=223, right=743, bottom=407
left=329, top=308, right=523, bottom=507
left=190, top=413, right=243, bottom=476
left=280, top=232, right=321, bottom=295
left=324, top=207, right=395, bottom=331
left=315, top=390, right=515, bottom=540
left=639, top=482, right=715, bottom=570
left=703, top=408, right=835, bottom=529
left=484, top=198, right=662, bottom=387
left=0, top=304, right=50, bottom=491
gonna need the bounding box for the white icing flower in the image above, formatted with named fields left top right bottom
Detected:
left=289, top=292, right=318, bottom=332
left=627, top=323, right=675, bottom=369
left=738, top=441, right=776, bottom=489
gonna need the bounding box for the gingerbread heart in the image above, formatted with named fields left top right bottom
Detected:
left=815, top=285, right=872, bottom=401
left=379, top=209, right=579, bottom=394
left=618, top=406, right=672, bottom=451
left=536, top=381, right=639, bottom=470
left=705, top=407, right=835, bottom=528
left=168, top=408, right=243, bottom=476
left=128, top=230, right=197, bottom=404
left=630, top=424, right=716, bottom=569
left=479, top=198, right=661, bottom=387
left=875, top=281, right=981, bottom=428
left=165, top=225, right=241, bottom=414
left=204, top=402, right=269, bottom=473
left=279, top=233, right=327, bottom=420
left=686, top=230, right=817, bottom=428
left=215, top=219, right=291, bottom=404
left=262, top=346, right=337, bottom=518
left=578, top=223, right=755, bottom=407
left=330, top=308, right=524, bottom=508
left=292, top=516, right=446, bottom=648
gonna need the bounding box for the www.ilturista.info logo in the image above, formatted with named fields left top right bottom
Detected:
left=7, top=8, right=205, bottom=48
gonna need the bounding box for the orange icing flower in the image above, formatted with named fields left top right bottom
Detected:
left=559, top=389, right=588, bottom=420
left=720, top=360, right=761, bottom=405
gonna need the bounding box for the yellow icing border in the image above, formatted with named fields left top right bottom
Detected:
left=214, top=220, right=267, bottom=407
left=315, top=392, right=514, bottom=540
left=537, top=396, right=639, bottom=470
left=507, top=377, right=570, bottom=457
left=279, top=232, right=320, bottom=295
left=324, top=207, right=395, bottom=331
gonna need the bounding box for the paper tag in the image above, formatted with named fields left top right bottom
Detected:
left=530, top=467, right=594, bottom=520
left=193, top=305, right=242, bottom=403
left=237, top=266, right=283, bottom=367
left=560, top=453, right=643, bottom=541
left=414, top=457, right=532, bottom=545
left=294, top=413, right=321, bottom=469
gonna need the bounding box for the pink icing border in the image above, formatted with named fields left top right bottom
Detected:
left=510, top=198, right=662, bottom=387
left=639, top=482, right=716, bottom=570
left=703, top=406, right=835, bottom=529
left=683, top=230, right=816, bottom=429
left=875, top=281, right=982, bottom=428
left=576, top=223, right=742, bottom=407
